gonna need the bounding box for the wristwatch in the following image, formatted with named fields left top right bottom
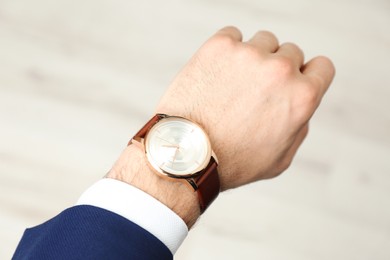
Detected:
left=129, top=114, right=220, bottom=213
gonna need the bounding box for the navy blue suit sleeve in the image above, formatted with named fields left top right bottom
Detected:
left=13, top=205, right=172, bottom=260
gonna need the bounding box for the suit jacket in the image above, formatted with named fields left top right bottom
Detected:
left=13, top=205, right=172, bottom=260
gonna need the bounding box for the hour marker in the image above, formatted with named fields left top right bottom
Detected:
left=190, top=128, right=195, bottom=133
left=159, top=162, right=165, bottom=168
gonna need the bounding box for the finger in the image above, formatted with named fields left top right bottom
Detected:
left=246, top=30, right=279, bottom=53
left=275, top=42, right=305, bottom=68
left=301, top=56, right=336, bottom=96
left=215, top=26, right=243, bottom=42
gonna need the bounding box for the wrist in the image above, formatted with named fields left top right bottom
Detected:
left=107, top=144, right=200, bottom=228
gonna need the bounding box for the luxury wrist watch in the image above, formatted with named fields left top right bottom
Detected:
left=129, top=114, right=220, bottom=213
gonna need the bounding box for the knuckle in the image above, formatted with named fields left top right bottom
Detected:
left=317, top=56, right=336, bottom=74
left=269, top=56, right=296, bottom=76
left=200, top=34, right=239, bottom=59
left=260, top=30, right=277, bottom=40
left=209, top=33, right=238, bottom=50
left=222, top=25, right=242, bottom=35
left=284, top=42, right=303, bottom=53
left=254, top=30, right=278, bottom=44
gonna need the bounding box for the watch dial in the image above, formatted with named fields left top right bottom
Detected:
left=145, top=117, right=211, bottom=176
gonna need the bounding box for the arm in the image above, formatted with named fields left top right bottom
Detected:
left=14, top=26, right=335, bottom=259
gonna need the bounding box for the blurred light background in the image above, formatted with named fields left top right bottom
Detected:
left=1, top=0, right=389, bottom=259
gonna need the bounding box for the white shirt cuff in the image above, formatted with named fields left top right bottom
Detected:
left=76, top=178, right=188, bottom=254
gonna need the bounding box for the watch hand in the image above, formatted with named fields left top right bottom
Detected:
left=157, top=136, right=178, bottom=147
left=172, top=147, right=179, bottom=164
left=162, top=144, right=180, bottom=149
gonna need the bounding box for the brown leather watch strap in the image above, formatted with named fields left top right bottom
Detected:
left=128, top=114, right=163, bottom=145
left=189, top=156, right=220, bottom=213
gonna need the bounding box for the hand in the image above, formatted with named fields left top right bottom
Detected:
left=156, top=26, right=335, bottom=191
left=108, top=26, right=335, bottom=227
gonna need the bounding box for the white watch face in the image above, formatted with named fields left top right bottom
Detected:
left=145, top=116, right=211, bottom=177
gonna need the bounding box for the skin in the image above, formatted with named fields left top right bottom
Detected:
left=107, top=26, right=335, bottom=228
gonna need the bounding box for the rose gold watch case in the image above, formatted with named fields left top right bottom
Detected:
left=131, top=114, right=218, bottom=180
